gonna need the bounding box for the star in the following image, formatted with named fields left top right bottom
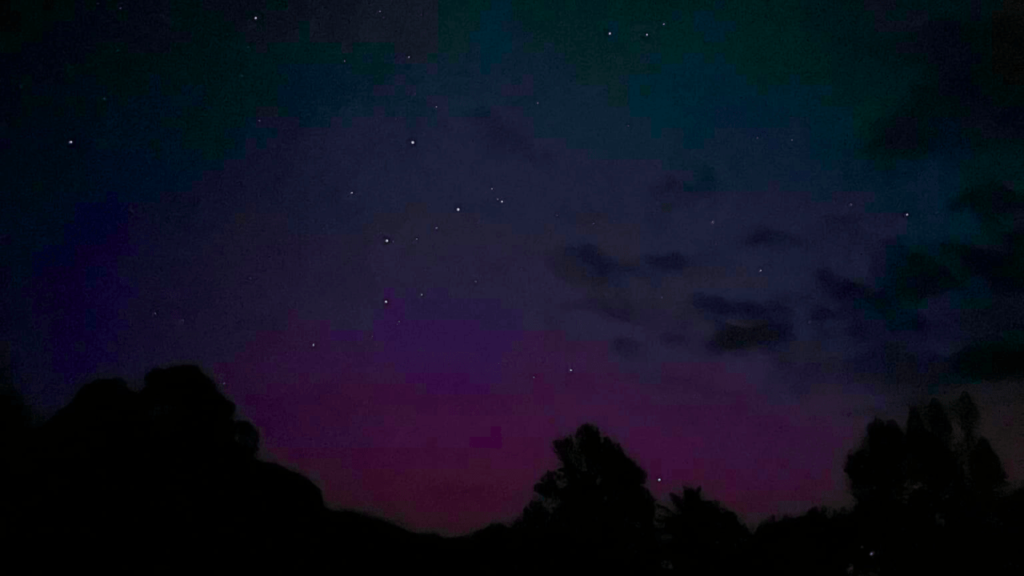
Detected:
left=383, top=299, right=389, bottom=305
left=383, top=236, right=391, bottom=244
left=410, top=139, right=416, bottom=146
left=455, top=206, right=461, bottom=212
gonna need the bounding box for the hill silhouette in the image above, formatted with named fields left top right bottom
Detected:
left=0, top=366, right=460, bottom=574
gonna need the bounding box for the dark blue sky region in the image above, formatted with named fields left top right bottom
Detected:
left=3, top=0, right=1023, bottom=535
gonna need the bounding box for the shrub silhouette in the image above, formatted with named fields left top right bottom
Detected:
left=753, top=507, right=859, bottom=576
left=656, top=486, right=750, bottom=574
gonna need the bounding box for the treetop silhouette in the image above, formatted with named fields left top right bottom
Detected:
left=656, top=486, right=751, bottom=575
left=514, top=423, right=659, bottom=573
left=845, top=391, right=1007, bottom=514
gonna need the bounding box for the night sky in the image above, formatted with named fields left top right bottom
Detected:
left=3, top=0, right=1024, bottom=537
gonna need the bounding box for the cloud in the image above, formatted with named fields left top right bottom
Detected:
left=548, top=243, right=658, bottom=327
left=707, top=321, right=794, bottom=352
left=743, top=227, right=802, bottom=248
left=545, top=183, right=1024, bottom=386
left=687, top=293, right=795, bottom=353
left=691, top=293, right=793, bottom=324
left=815, top=264, right=928, bottom=337
left=466, top=106, right=556, bottom=167
left=950, top=182, right=1024, bottom=239
left=659, top=331, right=687, bottom=347
left=684, top=164, right=718, bottom=195
left=547, top=243, right=619, bottom=287
left=809, top=307, right=837, bottom=323
left=875, top=244, right=963, bottom=305
left=650, top=175, right=688, bottom=214
left=860, top=182, right=1024, bottom=384
left=610, top=337, right=643, bottom=359
left=644, top=252, right=688, bottom=273
left=562, top=295, right=639, bottom=325
left=948, top=330, right=1024, bottom=383
left=864, top=8, right=1024, bottom=160
left=649, top=164, right=717, bottom=214
left=815, top=269, right=874, bottom=303
left=846, top=340, right=952, bottom=392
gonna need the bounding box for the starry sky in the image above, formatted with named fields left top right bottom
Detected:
left=3, top=0, right=1024, bottom=536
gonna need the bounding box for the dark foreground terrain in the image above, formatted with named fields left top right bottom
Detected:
left=2, top=365, right=1022, bottom=575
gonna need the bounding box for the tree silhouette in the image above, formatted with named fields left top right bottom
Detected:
left=847, top=393, right=1007, bottom=512
left=656, top=486, right=750, bottom=575
left=513, top=423, right=659, bottom=573
left=844, top=392, right=1012, bottom=575
left=753, top=508, right=858, bottom=576
left=845, top=417, right=907, bottom=510
left=1, top=365, right=333, bottom=574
